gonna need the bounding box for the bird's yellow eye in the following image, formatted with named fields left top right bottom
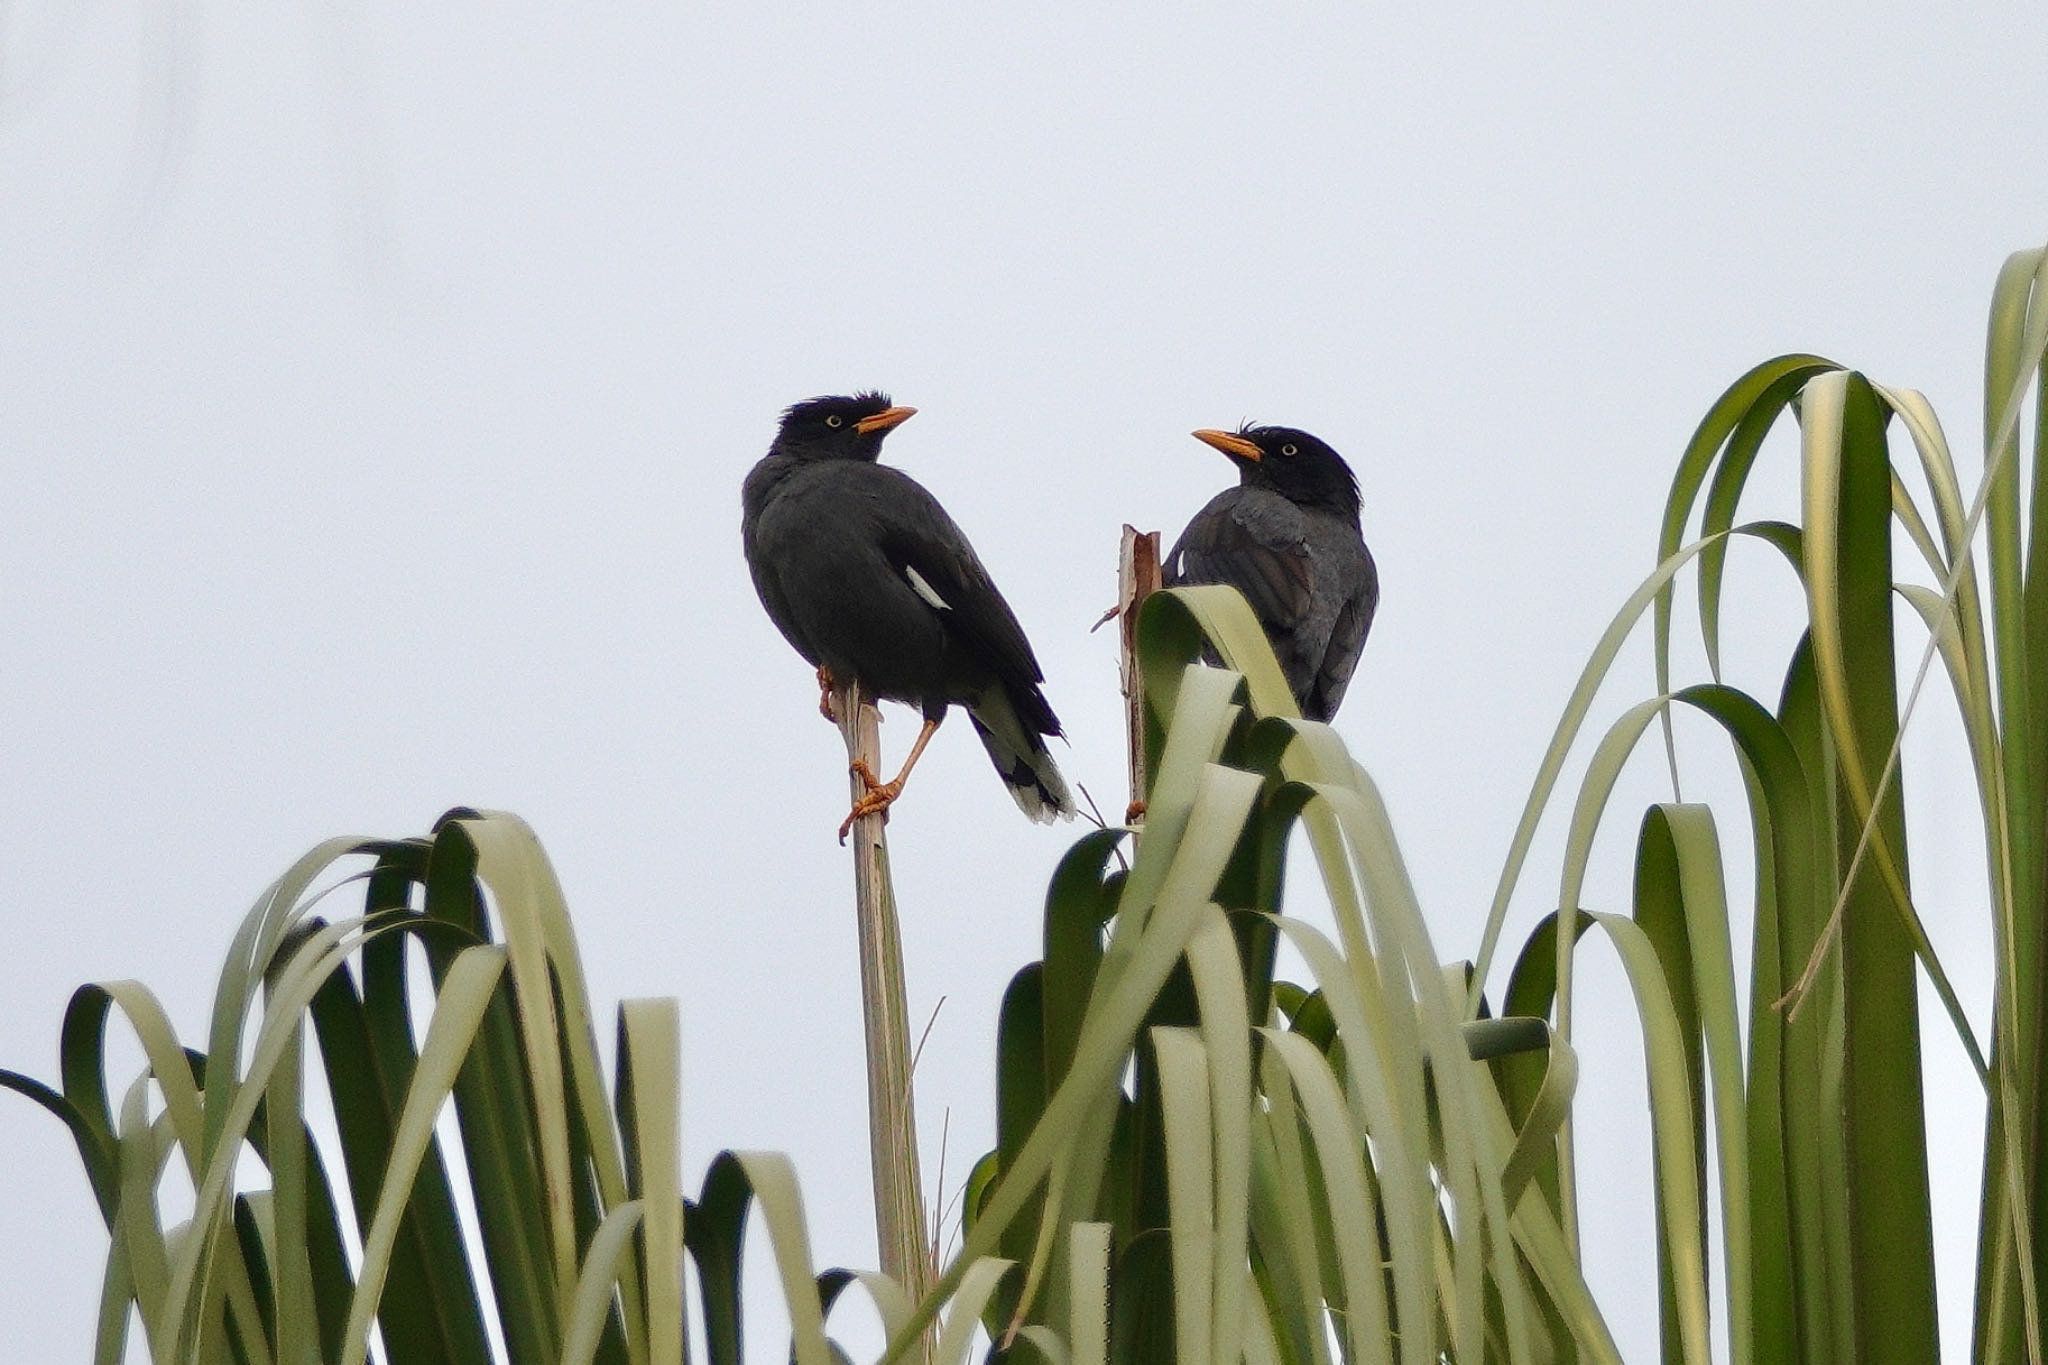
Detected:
left=1281, top=443, right=1298, bottom=457
left=825, top=415, right=844, bottom=428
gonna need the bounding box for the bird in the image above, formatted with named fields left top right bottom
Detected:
left=1163, top=423, right=1378, bottom=722
left=741, top=392, right=1076, bottom=840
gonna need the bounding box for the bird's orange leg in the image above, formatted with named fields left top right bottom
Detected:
left=839, top=717, right=943, bottom=843
left=816, top=666, right=839, bottom=721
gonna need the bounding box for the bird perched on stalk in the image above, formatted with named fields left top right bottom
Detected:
left=741, top=393, right=1075, bottom=840
left=1164, top=424, right=1378, bottom=721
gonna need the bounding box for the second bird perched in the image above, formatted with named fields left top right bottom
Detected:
left=741, top=393, right=1075, bottom=839
left=1165, top=424, right=1378, bottom=721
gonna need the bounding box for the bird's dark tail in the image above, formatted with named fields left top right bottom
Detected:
left=967, top=686, right=1075, bottom=823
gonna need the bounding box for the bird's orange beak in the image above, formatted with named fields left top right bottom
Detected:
left=1193, top=428, right=1262, bottom=462
left=855, top=406, right=918, bottom=434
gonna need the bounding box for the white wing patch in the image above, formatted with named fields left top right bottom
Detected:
left=903, top=565, right=951, bottom=611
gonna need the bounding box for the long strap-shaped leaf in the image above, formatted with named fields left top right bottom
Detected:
left=880, top=762, right=1265, bottom=1363
left=340, top=945, right=507, bottom=1365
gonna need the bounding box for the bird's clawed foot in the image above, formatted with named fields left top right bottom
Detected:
left=816, top=666, right=839, bottom=722
left=838, top=759, right=904, bottom=844
left=1125, top=800, right=1147, bottom=824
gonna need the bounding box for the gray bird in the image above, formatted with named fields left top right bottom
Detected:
left=1164, top=424, right=1378, bottom=721
left=741, top=393, right=1075, bottom=839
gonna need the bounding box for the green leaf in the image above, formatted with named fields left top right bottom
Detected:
left=563, top=1202, right=646, bottom=1365
left=307, top=914, right=494, bottom=1365
left=1802, top=372, right=1941, bottom=1363
left=618, top=999, right=683, bottom=1365
left=341, top=945, right=509, bottom=1365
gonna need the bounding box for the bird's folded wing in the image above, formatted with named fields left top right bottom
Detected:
left=873, top=474, right=1047, bottom=688
left=1308, top=559, right=1378, bottom=721
left=1167, top=494, right=1315, bottom=634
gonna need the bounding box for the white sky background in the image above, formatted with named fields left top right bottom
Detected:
left=1, top=3, right=2042, bottom=1360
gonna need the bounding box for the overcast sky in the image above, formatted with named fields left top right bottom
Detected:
left=3, top=4, right=2044, bottom=1360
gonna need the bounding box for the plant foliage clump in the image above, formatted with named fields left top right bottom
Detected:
left=8, top=237, right=2048, bottom=1364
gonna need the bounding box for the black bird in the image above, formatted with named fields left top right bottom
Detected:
left=1164, top=424, right=1378, bottom=721
left=741, top=393, right=1075, bottom=838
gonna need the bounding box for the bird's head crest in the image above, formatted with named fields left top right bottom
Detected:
left=772, top=392, right=916, bottom=460
left=1199, top=423, right=1361, bottom=516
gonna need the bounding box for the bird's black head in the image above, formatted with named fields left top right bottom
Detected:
left=1194, top=424, right=1361, bottom=517
left=771, top=392, right=917, bottom=461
